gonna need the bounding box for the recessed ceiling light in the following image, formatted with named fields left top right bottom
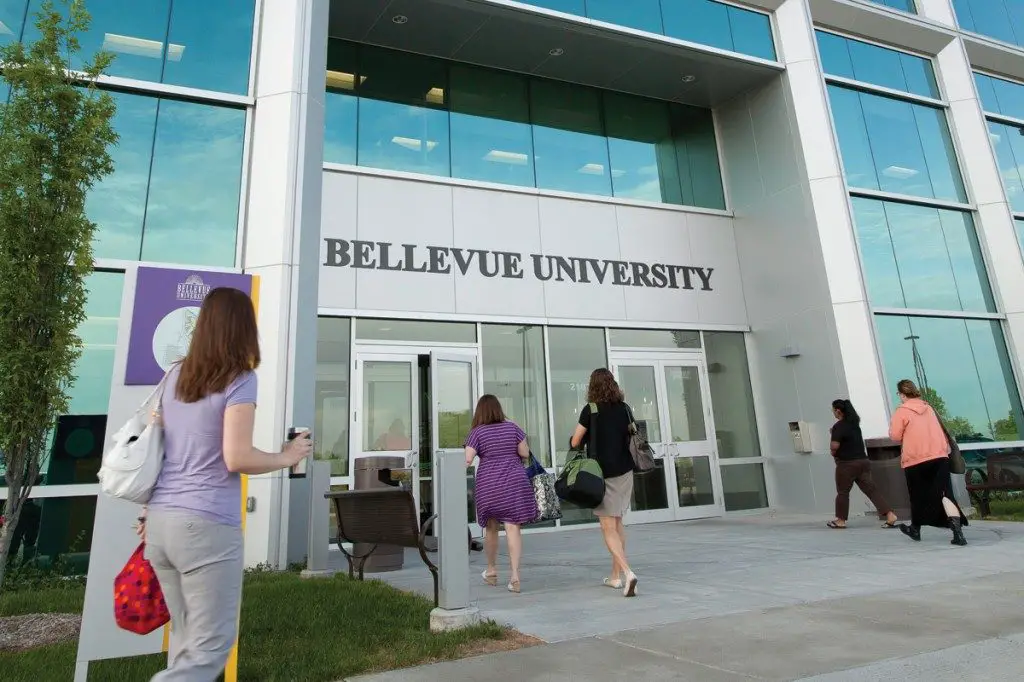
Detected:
left=681, top=74, right=697, bottom=83
left=392, top=15, right=408, bottom=24
left=549, top=48, right=564, bottom=56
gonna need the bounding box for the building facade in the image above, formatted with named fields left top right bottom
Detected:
left=4, top=0, right=1024, bottom=568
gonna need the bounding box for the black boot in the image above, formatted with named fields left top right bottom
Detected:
left=899, top=523, right=921, bottom=541
left=950, top=517, right=967, bottom=546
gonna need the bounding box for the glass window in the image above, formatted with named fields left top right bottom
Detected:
left=619, top=365, right=663, bottom=442
left=875, top=0, right=916, bottom=12
left=87, top=91, right=159, bottom=260
left=325, top=39, right=358, bottom=165
left=449, top=65, right=534, bottom=188
left=1015, top=218, right=1024, bottom=255
left=357, top=47, right=450, bottom=177
left=141, top=99, right=245, bottom=266
left=3, top=494, right=96, bottom=572
left=24, top=0, right=254, bottom=93
left=987, top=119, right=1024, bottom=213
left=953, top=0, right=1017, bottom=45
left=316, top=318, right=351, bottom=476
left=720, top=463, right=769, bottom=511
left=662, top=0, right=732, bottom=53
left=671, top=104, right=726, bottom=210
left=851, top=198, right=994, bottom=313
left=603, top=93, right=679, bottom=204
left=817, top=31, right=938, bottom=98
left=585, top=0, right=663, bottom=34
left=531, top=79, right=611, bottom=197
left=608, top=329, right=701, bottom=348
left=0, top=0, right=28, bottom=47
left=163, top=0, right=255, bottom=94
left=524, top=0, right=585, bottom=14
left=362, top=361, right=413, bottom=451
left=828, top=85, right=966, bottom=202
left=481, top=325, right=551, bottom=466
left=355, top=318, right=477, bottom=343
left=875, top=315, right=1024, bottom=442
left=974, top=72, right=1024, bottom=120
left=726, top=3, right=776, bottom=61
left=705, top=332, right=762, bottom=459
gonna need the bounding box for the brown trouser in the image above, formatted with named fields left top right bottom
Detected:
left=835, top=458, right=891, bottom=521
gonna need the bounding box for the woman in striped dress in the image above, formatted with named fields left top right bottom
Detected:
left=465, top=395, right=538, bottom=594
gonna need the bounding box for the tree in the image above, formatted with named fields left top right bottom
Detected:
left=920, top=387, right=975, bottom=439
left=0, top=0, right=116, bottom=590
left=993, top=410, right=1019, bottom=442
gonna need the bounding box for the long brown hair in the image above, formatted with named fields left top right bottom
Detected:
left=587, top=368, right=623, bottom=404
left=471, top=394, right=506, bottom=428
left=897, top=379, right=922, bottom=399
left=176, top=287, right=260, bottom=403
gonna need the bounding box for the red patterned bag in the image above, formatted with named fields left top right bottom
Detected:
left=114, top=543, right=170, bottom=635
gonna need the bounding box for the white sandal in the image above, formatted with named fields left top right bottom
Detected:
left=623, top=572, right=638, bottom=598
left=602, top=577, right=623, bottom=589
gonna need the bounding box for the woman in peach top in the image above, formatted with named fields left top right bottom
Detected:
left=888, top=379, right=968, bottom=546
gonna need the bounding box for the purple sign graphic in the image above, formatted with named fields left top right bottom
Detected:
left=124, top=267, right=252, bottom=386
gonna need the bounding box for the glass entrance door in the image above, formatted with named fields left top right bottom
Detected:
left=611, top=353, right=722, bottom=523
left=429, top=352, right=479, bottom=536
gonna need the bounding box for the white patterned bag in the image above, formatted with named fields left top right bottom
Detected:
left=532, top=473, right=562, bottom=523
left=97, top=374, right=169, bottom=504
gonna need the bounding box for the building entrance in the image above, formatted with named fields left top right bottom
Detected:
left=349, top=345, right=480, bottom=534
left=609, top=351, right=723, bottom=524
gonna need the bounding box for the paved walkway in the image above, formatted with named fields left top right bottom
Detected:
left=344, top=514, right=1024, bottom=681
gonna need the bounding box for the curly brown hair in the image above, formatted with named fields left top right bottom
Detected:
left=587, top=368, right=623, bottom=404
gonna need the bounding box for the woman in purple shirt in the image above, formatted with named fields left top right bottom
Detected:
left=139, top=288, right=310, bottom=681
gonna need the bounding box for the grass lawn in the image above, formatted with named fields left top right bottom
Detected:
left=986, top=496, right=1024, bottom=522
left=1, top=571, right=512, bottom=681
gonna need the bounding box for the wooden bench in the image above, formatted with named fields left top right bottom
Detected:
left=325, top=488, right=482, bottom=606
left=966, top=453, right=1024, bottom=517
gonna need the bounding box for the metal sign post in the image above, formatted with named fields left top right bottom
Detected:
left=429, top=449, right=479, bottom=632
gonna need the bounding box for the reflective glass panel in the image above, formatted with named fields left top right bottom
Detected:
left=675, top=456, right=715, bottom=506
left=975, top=72, right=1024, bottom=119
left=435, top=359, right=474, bottom=449
left=525, top=0, right=585, bottom=14
left=450, top=65, right=534, bottom=188
left=531, top=79, right=611, bottom=196
left=720, top=463, right=769, bottom=510
left=1016, top=218, right=1024, bottom=255
left=988, top=119, right=1024, bottom=213
left=362, top=361, right=413, bottom=451
left=851, top=197, right=994, bottom=312
left=141, top=100, right=245, bottom=266
left=662, top=0, right=731, bottom=52
left=481, top=324, right=551, bottom=467
left=671, top=104, right=726, bottom=210
left=871, top=0, right=916, bottom=11
left=324, top=39, right=358, bottom=165
left=817, top=31, right=938, bottom=98
left=548, top=326, right=606, bottom=524
left=0, top=0, right=27, bottom=47
left=355, top=319, right=476, bottom=343
left=664, top=365, right=707, bottom=441
left=705, top=332, right=761, bottom=459
left=585, top=0, right=663, bottom=33
left=953, top=0, right=1016, bottom=44
left=604, top=93, right=680, bottom=204
left=163, top=0, right=255, bottom=93
left=3, top=494, right=96, bottom=572
left=608, top=329, right=701, bottom=349
left=875, top=315, right=1024, bottom=442
left=316, top=318, right=351, bottom=476
left=828, top=85, right=966, bottom=201
left=726, top=3, right=776, bottom=61
left=618, top=365, right=663, bottom=442
left=87, top=91, right=158, bottom=260
left=356, top=47, right=450, bottom=177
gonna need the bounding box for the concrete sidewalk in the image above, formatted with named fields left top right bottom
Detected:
left=344, top=514, right=1024, bottom=681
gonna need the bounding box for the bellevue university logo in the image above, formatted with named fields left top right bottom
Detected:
left=175, top=274, right=211, bottom=302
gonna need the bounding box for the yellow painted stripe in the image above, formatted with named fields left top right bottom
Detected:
left=161, top=623, right=170, bottom=652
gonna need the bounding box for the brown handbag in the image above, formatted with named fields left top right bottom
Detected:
left=624, top=403, right=656, bottom=473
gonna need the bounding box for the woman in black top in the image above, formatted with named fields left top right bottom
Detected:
left=828, top=398, right=898, bottom=529
left=570, top=368, right=638, bottom=598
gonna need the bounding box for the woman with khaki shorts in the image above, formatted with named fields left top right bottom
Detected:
left=570, top=368, right=638, bottom=598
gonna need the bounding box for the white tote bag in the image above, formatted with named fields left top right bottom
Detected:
left=98, top=372, right=169, bottom=504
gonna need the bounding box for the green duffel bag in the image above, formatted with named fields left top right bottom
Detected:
left=555, top=451, right=605, bottom=508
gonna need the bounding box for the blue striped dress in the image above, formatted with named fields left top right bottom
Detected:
left=467, top=421, right=538, bottom=526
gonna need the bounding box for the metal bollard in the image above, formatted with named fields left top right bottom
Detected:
left=430, top=449, right=480, bottom=631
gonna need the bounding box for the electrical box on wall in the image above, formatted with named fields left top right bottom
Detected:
left=788, top=421, right=813, bottom=454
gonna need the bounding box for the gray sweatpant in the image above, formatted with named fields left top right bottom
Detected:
left=145, top=509, right=244, bottom=682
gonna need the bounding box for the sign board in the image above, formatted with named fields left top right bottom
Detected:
left=75, top=266, right=256, bottom=682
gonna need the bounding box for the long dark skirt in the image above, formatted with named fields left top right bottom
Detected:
left=904, top=457, right=968, bottom=529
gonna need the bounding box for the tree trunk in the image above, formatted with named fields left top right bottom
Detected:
left=0, top=497, right=22, bottom=591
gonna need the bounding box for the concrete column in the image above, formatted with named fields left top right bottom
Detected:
left=240, top=0, right=328, bottom=568
left=937, top=40, right=1024, bottom=396
left=917, top=0, right=957, bottom=27
left=775, top=0, right=891, bottom=437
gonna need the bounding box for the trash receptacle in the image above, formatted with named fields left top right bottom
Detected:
left=353, top=456, right=406, bottom=573
left=865, top=438, right=910, bottom=520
